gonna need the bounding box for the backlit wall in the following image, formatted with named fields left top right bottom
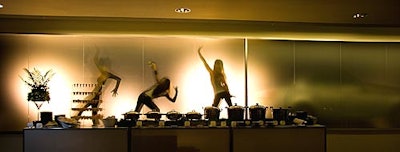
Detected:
left=0, top=34, right=245, bottom=129
left=1, top=34, right=400, bottom=131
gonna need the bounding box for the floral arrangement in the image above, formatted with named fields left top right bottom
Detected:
left=20, top=68, right=55, bottom=101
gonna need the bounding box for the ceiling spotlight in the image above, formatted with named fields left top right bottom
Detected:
left=175, top=7, right=191, bottom=13
left=353, top=13, right=367, bottom=19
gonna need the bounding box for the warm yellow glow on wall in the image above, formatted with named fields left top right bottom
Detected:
left=248, top=67, right=272, bottom=106
left=41, top=71, right=73, bottom=116
left=3, top=33, right=400, bottom=130
left=6, top=35, right=247, bottom=124
left=181, top=63, right=212, bottom=111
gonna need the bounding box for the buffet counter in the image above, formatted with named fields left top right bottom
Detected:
left=23, top=125, right=325, bottom=152
left=24, top=128, right=128, bottom=152
left=232, top=126, right=326, bottom=152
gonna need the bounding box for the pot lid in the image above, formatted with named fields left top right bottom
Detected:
left=250, top=103, right=265, bottom=109
left=187, top=110, right=201, bottom=115
left=204, top=106, right=219, bottom=110
left=125, top=110, right=139, bottom=115
left=167, top=109, right=180, bottom=115
left=229, top=103, right=244, bottom=109
left=273, top=107, right=288, bottom=110
left=146, top=111, right=161, bottom=114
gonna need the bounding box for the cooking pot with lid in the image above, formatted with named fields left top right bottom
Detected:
left=296, top=111, right=308, bottom=120
left=166, top=110, right=183, bottom=121
left=273, top=107, right=288, bottom=122
left=123, top=111, right=141, bottom=120
left=227, top=103, right=245, bottom=121
left=204, top=106, right=220, bottom=120
left=185, top=110, right=202, bottom=120
left=144, top=111, right=163, bottom=120
left=249, top=103, right=266, bottom=121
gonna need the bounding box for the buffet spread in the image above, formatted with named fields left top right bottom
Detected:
left=29, top=102, right=318, bottom=129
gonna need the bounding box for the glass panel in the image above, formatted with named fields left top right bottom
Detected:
left=0, top=34, right=32, bottom=130
left=341, top=42, right=394, bottom=128
left=294, top=41, right=341, bottom=127
left=247, top=40, right=294, bottom=107
left=385, top=43, right=400, bottom=128
left=248, top=40, right=400, bottom=128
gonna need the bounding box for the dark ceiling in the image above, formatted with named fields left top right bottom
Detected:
left=0, top=0, right=400, bottom=42
left=0, top=0, right=399, bottom=25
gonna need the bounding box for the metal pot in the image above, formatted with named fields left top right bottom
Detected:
left=249, top=103, right=266, bottom=121
left=204, top=106, right=220, bottom=120
left=273, top=107, right=288, bottom=121
left=123, top=111, right=141, bottom=120
left=166, top=110, right=183, bottom=121
left=185, top=110, right=202, bottom=120
left=296, top=111, right=308, bottom=120
left=145, top=111, right=163, bottom=120
left=227, top=103, right=244, bottom=121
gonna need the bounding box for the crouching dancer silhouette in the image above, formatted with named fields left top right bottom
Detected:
left=134, top=61, right=178, bottom=112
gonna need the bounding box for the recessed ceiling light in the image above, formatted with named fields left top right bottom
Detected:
left=175, top=7, right=191, bottom=13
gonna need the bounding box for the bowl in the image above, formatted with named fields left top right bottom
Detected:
left=102, top=118, right=117, bottom=127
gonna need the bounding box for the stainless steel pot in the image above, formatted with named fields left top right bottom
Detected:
left=204, top=106, right=220, bottom=120
left=249, top=103, right=266, bottom=121
left=145, top=111, right=163, bottom=120
left=273, top=107, right=288, bottom=122
left=123, top=111, right=141, bottom=120
left=296, top=111, right=308, bottom=120
left=185, top=110, right=202, bottom=120
left=227, top=103, right=244, bottom=121
left=166, top=110, right=183, bottom=121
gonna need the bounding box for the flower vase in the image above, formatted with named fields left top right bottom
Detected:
left=28, top=89, right=50, bottom=122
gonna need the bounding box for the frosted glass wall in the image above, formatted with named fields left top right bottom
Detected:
left=0, top=35, right=245, bottom=130
left=248, top=40, right=400, bottom=128
left=1, top=34, right=400, bottom=131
